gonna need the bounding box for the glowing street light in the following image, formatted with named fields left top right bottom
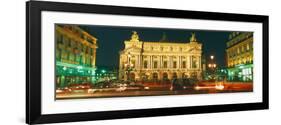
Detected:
left=208, top=55, right=216, bottom=69
left=208, top=64, right=216, bottom=68
left=208, top=55, right=217, bottom=80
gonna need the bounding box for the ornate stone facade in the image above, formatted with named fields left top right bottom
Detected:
left=119, top=31, right=202, bottom=81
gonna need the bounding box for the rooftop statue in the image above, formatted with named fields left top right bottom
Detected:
left=130, top=31, right=139, bottom=42
left=190, top=32, right=197, bottom=42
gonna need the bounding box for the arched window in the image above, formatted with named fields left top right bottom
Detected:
left=152, top=73, right=158, bottom=80
left=153, top=61, right=158, bottom=68
left=172, top=72, right=177, bottom=79
left=144, top=61, right=148, bottom=69
left=192, top=56, right=198, bottom=68
left=130, top=73, right=135, bottom=81
left=163, top=73, right=168, bottom=80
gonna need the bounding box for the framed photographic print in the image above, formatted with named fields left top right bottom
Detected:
left=26, top=1, right=269, bottom=124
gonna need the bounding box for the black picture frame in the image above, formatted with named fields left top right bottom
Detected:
left=26, top=1, right=269, bottom=124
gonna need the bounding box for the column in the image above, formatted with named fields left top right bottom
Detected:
left=136, top=55, right=139, bottom=69
left=186, top=56, right=189, bottom=69
left=178, top=56, right=181, bottom=69
left=91, top=48, right=96, bottom=68
left=168, top=56, right=170, bottom=68
left=189, top=56, right=192, bottom=69
left=160, top=55, right=162, bottom=69
left=140, top=55, right=142, bottom=69
left=150, top=55, right=152, bottom=69
left=151, top=56, right=154, bottom=69
left=147, top=55, right=150, bottom=69
left=159, top=55, right=162, bottom=69
left=199, top=56, right=201, bottom=70
left=119, top=55, right=123, bottom=80
left=169, top=56, right=172, bottom=68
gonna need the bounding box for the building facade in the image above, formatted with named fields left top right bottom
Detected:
left=119, top=31, right=202, bottom=81
left=226, top=32, right=253, bottom=82
left=55, top=25, right=98, bottom=88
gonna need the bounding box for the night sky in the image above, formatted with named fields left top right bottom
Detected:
left=79, top=25, right=232, bottom=68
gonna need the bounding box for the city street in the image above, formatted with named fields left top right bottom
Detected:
left=56, top=82, right=253, bottom=99
left=54, top=25, right=255, bottom=101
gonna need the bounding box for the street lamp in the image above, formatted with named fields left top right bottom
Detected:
left=208, top=55, right=216, bottom=69
left=208, top=64, right=216, bottom=68
left=208, top=55, right=217, bottom=80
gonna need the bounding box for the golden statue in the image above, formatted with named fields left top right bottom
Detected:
left=190, top=32, right=197, bottom=42
left=131, top=31, right=139, bottom=41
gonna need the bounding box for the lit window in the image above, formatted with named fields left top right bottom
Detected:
left=144, top=61, right=148, bottom=69
left=247, top=44, right=250, bottom=51
left=192, top=56, right=198, bottom=68
left=173, top=61, right=177, bottom=68
left=163, top=61, right=168, bottom=68
left=182, top=61, right=186, bottom=68
left=154, top=61, right=158, bottom=68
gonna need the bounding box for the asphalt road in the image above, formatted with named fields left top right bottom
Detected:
left=56, top=82, right=253, bottom=99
